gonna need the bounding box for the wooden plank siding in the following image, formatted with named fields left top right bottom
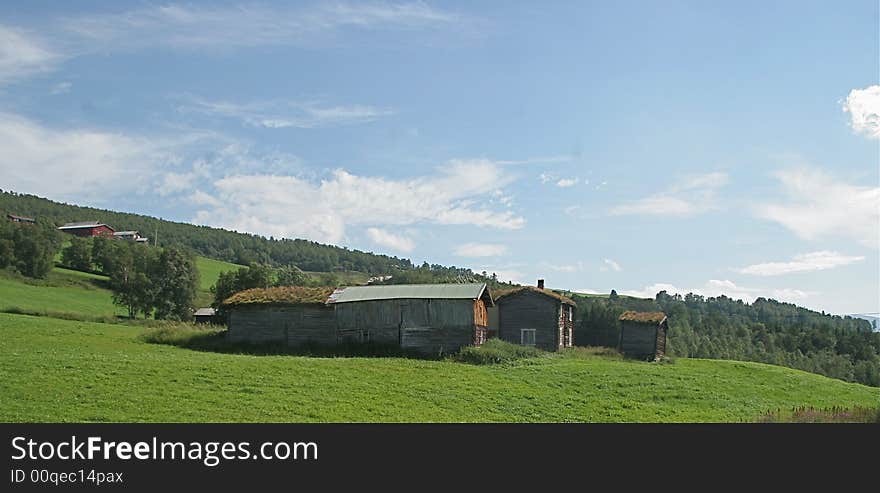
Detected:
left=497, top=290, right=565, bottom=352
left=619, top=321, right=667, bottom=360
left=228, top=297, right=485, bottom=354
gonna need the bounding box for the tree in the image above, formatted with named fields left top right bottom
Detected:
left=108, top=243, right=154, bottom=319
left=91, top=236, right=115, bottom=274
left=61, top=237, right=92, bottom=271
left=275, top=265, right=310, bottom=287
left=151, top=246, right=199, bottom=320
left=10, top=220, right=61, bottom=278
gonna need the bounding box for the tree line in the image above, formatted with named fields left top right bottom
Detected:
left=574, top=290, right=880, bottom=387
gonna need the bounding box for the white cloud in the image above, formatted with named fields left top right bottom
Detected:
left=181, top=97, right=393, bottom=129
left=600, top=258, right=622, bottom=272
left=610, top=171, right=727, bottom=216
left=49, top=81, right=71, bottom=94
left=620, top=279, right=814, bottom=304
left=842, top=85, right=880, bottom=139
left=539, top=172, right=552, bottom=184
left=61, top=2, right=460, bottom=50
left=366, top=227, right=415, bottom=253
left=756, top=168, right=879, bottom=248
left=737, top=251, right=865, bottom=276
left=454, top=243, right=508, bottom=257
left=0, top=112, right=177, bottom=201
left=193, top=159, right=525, bottom=244
left=0, top=24, right=59, bottom=85
left=556, top=177, right=578, bottom=188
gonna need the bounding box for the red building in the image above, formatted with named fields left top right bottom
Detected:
left=57, top=221, right=115, bottom=237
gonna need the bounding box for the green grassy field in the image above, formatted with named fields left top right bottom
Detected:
left=0, top=313, right=875, bottom=422
left=0, top=267, right=122, bottom=318
left=195, top=256, right=243, bottom=292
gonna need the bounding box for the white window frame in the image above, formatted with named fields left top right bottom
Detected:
left=520, top=329, right=536, bottom=346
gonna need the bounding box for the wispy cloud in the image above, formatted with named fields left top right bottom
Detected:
left=180, top=97, right=393, bottom=129
left=600, top=258, right=622, bottom=272
left=454, top=243, right=508, bottom=257
left=555, top=177, right=578, bottom=188
left=756, top=168, right=879, bottom=248
left=0, top=111, right=183, bottom=201
left=0, top=24, right=60, bottom=85
left=737, top=251, right=865, bottom=276
left=60, top=2, right=462, bottom=51
left=366, top=227, right=415, bottom=253
left=610, top=171, right=728, bottom=217
left=842, top=85, right=880, bottom=139
left=49, top=81, right=71, bottom=94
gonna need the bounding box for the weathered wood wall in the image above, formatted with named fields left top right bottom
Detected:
left=336, top=298, right=479, bottom=354
left=619, top=321, right=659, bottom=360
left=497, top=291, right=561, bottom=351
left=228, top=298, right=482, bottom=354
left=227, top=305, right=335, bottom=346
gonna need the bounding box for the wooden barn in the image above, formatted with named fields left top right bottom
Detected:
left=327, top=283, right=493, bottom=354
left=223, top=287, right=336, bottom=346
left=494, top=279, right=576, bottom=351
left=57, top=221, right=115, bottom=237
left=618, top=311, right=668, bottom=360
left=222, top=283, right=493, bottom=354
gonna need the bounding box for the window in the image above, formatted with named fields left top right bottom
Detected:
left=521, top=329, right=536, bottom=346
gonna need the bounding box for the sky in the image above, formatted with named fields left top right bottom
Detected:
left=1, top=1, right=878, bottom=315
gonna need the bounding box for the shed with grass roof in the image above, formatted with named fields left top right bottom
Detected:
left=222, top=283, right=494, bottom=354
left=223, top=287, right=337, bottom=346
left=494, top=279, right=577, bottom=351
left=618, top=311, right=668, bottom=360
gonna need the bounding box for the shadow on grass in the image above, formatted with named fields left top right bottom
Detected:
left=139, top=325, right=441, bottom=360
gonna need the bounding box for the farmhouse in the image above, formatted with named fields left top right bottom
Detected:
left=58, top=221, right=115, bottom=237
left=6, top=214, right=35, bottom=224
left=113, top=230, right=149, bottom=243
left=618, top=311, right=668, bottom=361
left=224, top=287, right=336, bottom=345
left=328, top=283, right=493, bottom=354
left=494, top=279, right=576, bottom=351
left=222, top=283, right=494, bottom=354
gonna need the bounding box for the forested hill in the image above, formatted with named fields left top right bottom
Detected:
left=0, top=190, right=422, bottom=275
left=574, top=291, right=880, bottom=387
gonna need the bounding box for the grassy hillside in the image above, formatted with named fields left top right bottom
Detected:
left=0, top=267, right=122, bottom=318
left=0, top=256, right=242, bottom=317
left=195, top=256, right=244, bottom=292
left=0, top=313, right=875, bottom=422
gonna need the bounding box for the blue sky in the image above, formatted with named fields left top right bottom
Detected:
left=1, top=1, right=877, bottom=315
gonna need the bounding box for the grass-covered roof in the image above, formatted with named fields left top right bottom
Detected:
left=222, top=286, right=336, bottom=307
left=494, top=286, right=577, bottom=306
left=619, top=311, right=667, bottom=324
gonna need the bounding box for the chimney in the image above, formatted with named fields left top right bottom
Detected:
left=537, top=279, right=545, bottom=289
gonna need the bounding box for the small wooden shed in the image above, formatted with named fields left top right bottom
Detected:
left=494, top=280, right=576, bottom=352
left=223, top=287, right=336, bottom=346
left=327, top=283, right=494, bottom=354
left=193, top=307, right=216, bottom=324
left=618, top=311, right=668, bottom=360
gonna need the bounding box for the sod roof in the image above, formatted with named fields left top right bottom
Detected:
left=493, top=286, right=577, bottom=306
left=222, top=286, right=336, bottom=306
left=619, top=311, right=667, bottom=324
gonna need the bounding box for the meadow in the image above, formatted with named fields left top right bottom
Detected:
left=0, top=313, right=876, bottom=422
